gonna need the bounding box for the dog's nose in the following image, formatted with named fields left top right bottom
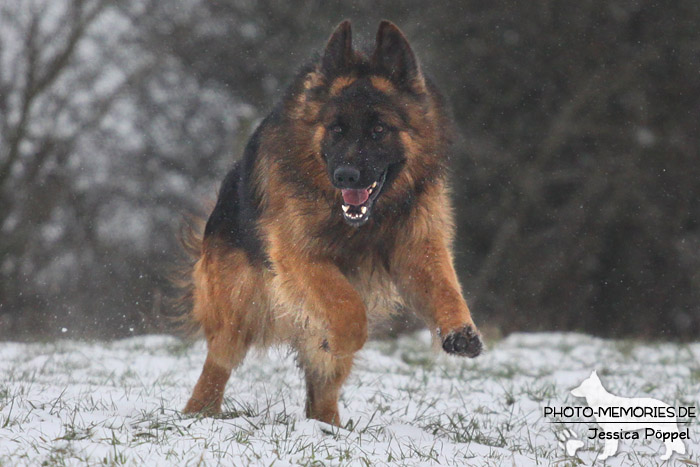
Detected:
left=333, top=166, right=360, bottom=187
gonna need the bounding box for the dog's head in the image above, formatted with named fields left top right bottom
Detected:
left=571, top=370, right=603, bottom=398
left=285, top=21, right=451, bottom=227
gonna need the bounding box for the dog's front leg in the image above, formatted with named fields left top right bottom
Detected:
left=274, top=254, right=368, bottom=356
left=272, top=252, right=366, bottom=425
left=391, top=235, right=482, bottom=357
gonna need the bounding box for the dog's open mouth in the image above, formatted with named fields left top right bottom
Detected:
left=340, top=171, right=387, bottom=226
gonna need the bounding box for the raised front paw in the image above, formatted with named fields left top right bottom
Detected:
left=441, top=325, right=483, bottom=358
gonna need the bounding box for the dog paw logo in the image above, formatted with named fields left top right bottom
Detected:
left=558, top=429, right=584, bottom=456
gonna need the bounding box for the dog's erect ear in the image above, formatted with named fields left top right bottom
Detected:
left=591, top=370, right=599, bottom=381
left=372, top=21, right=424, bottom=91
left=321, top=20, right=353, bottom=77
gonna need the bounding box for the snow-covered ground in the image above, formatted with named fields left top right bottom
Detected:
left=0, top=332, right=698, bottom=466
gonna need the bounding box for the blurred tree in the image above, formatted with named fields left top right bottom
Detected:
left=0, top=0, right=244, bottom=337
left=431, top=0, right=700, bottom=339
left=0, top=0, right=140, bottom=334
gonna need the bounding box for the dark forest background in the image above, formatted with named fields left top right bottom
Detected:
left=1, top=0, right=698, bottom=341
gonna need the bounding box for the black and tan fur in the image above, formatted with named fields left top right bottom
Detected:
left=182, top=20, right=482, bottom=426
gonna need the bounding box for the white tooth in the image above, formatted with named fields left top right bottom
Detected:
left=372, top=182, right=377, bottom=188
left=361, top=206, right=367, bottom=214
left=342, top=204, right=349, bottom=212
left=368, top=188, right=373, bottom=194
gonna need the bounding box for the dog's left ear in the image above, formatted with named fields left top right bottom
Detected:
left=372, top=21, right=425, bottom=92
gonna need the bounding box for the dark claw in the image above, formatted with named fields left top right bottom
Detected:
left=441, top=326, right=483, bottom=358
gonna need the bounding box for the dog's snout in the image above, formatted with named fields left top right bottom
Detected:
left=333, top=166, right=361, bottom=187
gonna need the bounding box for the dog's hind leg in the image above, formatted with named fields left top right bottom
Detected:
left=183, top=249, right=259, bottom=415
left=183, top=326, right=250, bottom=415
left=183, top=353, right=234, bottom=415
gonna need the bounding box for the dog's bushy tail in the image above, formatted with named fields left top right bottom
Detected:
left=168, top=213, right=206, bottom=337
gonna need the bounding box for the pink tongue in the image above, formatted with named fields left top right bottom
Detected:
left=341, top=188, right=369, bottom=206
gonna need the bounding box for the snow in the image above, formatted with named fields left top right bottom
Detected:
left=0, top=332, right=698, bottom=466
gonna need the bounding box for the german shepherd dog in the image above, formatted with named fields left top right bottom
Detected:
left=182, top=20, right=482, bottom=426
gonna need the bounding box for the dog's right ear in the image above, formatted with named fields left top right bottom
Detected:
left=321, top=20, right=353, bottom=77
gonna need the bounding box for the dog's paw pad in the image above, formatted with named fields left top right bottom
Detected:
left=441, top=326, right=482, bottom=358
left=557, top=429, right=584, bottom=456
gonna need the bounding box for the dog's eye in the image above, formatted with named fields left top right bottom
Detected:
left=372, top=124, right=386, bottom=138
left=330, top=124, right=343, bottom=134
